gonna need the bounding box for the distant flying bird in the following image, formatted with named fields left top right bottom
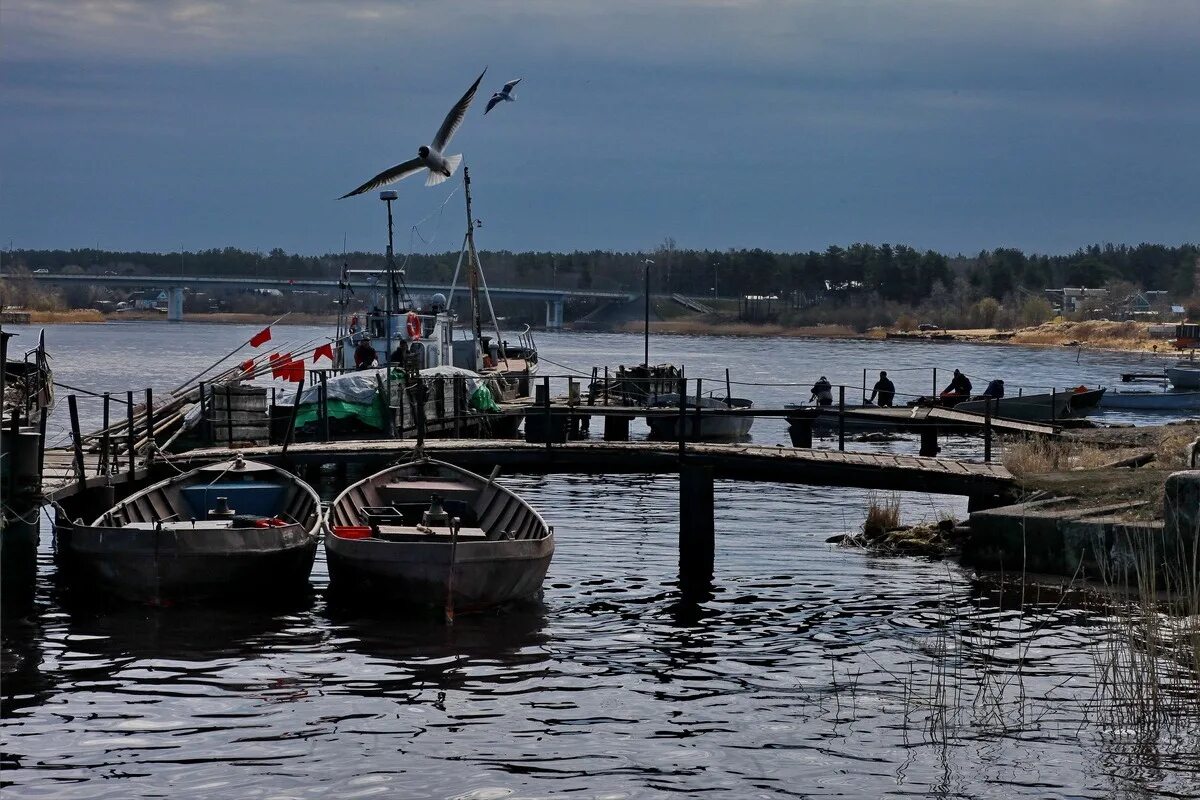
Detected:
left=339, top=68, right=487, bottom=198
left=484, top=78, right=522, bottom=114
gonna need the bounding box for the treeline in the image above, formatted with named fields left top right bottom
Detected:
left=4, top=241, right=1197, bottom=304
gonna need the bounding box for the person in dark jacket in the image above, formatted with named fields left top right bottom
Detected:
left=940, top=369, right=973, bottom=399
left=354, top=338, right=378, bottom=369
left=869, top=371, right=896, bottom=406
left=810, top=376, right=833, bottom=406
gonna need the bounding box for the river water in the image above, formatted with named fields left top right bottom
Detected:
left=2, top=322, right=1197, bottom=798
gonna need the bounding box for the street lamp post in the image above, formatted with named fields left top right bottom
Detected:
left=713, top=262, right=719, bottom=300
left=643, top=258, right=654, bottom=367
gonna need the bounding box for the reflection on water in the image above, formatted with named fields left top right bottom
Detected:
left=2, top=325, right=1197, bottom=797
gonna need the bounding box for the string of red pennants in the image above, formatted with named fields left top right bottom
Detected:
left=237, top=326, right=335, bottom=382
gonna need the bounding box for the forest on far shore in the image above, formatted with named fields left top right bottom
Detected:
left=3, top=241, right=1197, bottom=332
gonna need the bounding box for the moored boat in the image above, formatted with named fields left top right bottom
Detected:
left=646, top=394, right=754, bottom=440
left=325, top=458, right=553, bottom=613
left=56, top=456, right=322, bottom=604
left=955, top=390, right=1088, bottom=421
left=1100, top=388, right=1200, bottom=411
left=1166, top=360, right=1200, bottom=390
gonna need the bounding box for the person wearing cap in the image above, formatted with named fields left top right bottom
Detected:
left=354, top=337, right=378, bottom=369
left=869, top=370, right=896, bottom=407
left=810, top=376, right=833, bottom=406
left=940, top=369, right=973, bottom=401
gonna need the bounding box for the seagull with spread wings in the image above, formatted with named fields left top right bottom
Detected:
left=484, top=78, right=522, bottom=114
left=340, top=68, right=487, bottom=199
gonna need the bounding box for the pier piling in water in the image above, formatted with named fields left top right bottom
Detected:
left=679, top=464, right=715, bottom=591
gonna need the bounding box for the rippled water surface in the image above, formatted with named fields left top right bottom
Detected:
left=2, top=323, right=1197, bottom=798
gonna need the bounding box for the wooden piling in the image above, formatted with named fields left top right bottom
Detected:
left=604, top=415, right=631, bottom=441
left=984, top=397, right=992, bottom=463
left=126, top=390, right=135, bottom=470
left=145, top=388, right=155, bottom=451
left=67, top=395, right=86, bottom=489
left=679, top=463, right=715, bottom=592
left=677, top=375, right=686, bottom=459
left=838, top=385, right=845, bottom=451
left=98, top=392, right=110, bottom=475
left=920, top=427, right=939, bottom=458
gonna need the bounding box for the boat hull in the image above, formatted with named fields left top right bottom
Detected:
left=325, top=533, right=554, bottom=610
left=1100, top=390, right=1200, bottom=410
left=57, top=523, right=318, bottom=605
left=955, top=391, right=1077, bottom=422
left=1166, top=366, right=1200, bottom=390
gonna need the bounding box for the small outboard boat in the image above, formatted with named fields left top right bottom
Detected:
left=326, top=458, right=553, bottom=614
left=645, top=394, right=754, bottom=440
left=56, top=456, right=322, bottom=605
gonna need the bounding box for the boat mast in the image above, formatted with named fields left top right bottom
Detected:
left=463, top=166, right=483, bottom=369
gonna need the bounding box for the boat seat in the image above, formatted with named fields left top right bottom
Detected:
left=373, top=524, right=488, bottom=542
left=380, top=480, right=478, bottom=505
left=179, top=481, right=286, bottom=521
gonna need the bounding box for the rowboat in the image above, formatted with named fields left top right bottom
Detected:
left=1100, top=388, right=1200, bottom=411
left=955, top=389, right=1101, bottom=421
left=325, top=458, right=553, bottom=613
left=646, top=394, right=754, bottom=440
left=56, top=456, right=322, bottom=604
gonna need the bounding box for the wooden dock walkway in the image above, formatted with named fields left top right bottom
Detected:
left=167, top=439, right=1014, bottom=498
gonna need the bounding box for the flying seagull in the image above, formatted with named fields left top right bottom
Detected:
left=484, top=78, right=522, bottom=114
left=339, top=68, right=487, bottom=198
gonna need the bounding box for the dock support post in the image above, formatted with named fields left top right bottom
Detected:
left=677, top=375, right=687, bottom=459
left=604, top=415, right=630, bottom=441
left=920, top=427, right=939, bottom=458
left=98, top=392, right=110, bottom=475
left=790, top=417, right=813, bottom=449
left=693, top=378, right=702, bottom=441
left=145, top=388, right=155, bottom=453
left=1051, top=387, right=1057, bottom=425
left=838, top=385, right=845, bottom=451
left=679, top=464, right=715, bottom=594
left=225, top=384, right=234, bottom=448
left=932, top=368, right=937, bottom=398
left=543, top=375, right=552, bottom=456
left=166, top=286, right=185, bottom=322
left=67, top=395, right=86, bottom=490
left=984, top=398, right=992, bottom=463
left=320, top=371, right=330, bottom=442
left=126, top=391, right=135, bottom=471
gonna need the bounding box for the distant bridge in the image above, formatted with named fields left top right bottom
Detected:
left=0, top=272, right=636, bottom=327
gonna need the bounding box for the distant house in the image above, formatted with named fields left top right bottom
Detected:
left=1044, top=287, right=1107, bottom=314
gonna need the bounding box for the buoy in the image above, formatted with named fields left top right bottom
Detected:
left=406, top=311, right=422, bottom=340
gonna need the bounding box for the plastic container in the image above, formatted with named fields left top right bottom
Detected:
left=332, top=525, right=372, bottom=540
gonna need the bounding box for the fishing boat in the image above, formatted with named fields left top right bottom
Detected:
left=954, top=389, right=1102, bottom=421
left=325, top=458, right=554, bottom=613
left=645, top=394, right=754, bottom=440
left=56, top=456, right=322, bottom=604
left=1166, top=360, right=1200, bottom=390
left=1100, top=388, right=1200, bottom=411
left=332, top=168, right=537, bottom=402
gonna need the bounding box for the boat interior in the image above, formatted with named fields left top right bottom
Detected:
left=98, top=461, right=320, bottom=531
left=331, top=461, right=547, bottom=543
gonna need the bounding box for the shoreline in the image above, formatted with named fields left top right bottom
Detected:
left=19, top=310, right=1191, bottom=356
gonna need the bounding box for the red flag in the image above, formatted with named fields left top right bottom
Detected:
left=240, top=359, right=254, bottom=373
left=313, top=343, right=334, bottom=363
left=283, top=360, right=305, bottom=383
left=270, top=354, right=294, bottom=379
left=249, top=327, right=271, bottom=347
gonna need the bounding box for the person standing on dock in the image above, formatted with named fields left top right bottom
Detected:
left=354, top=337, right=378, bottom=369
left=810, top=376, right=833, bottom=406
left=869, top=371, right=895, bottom=406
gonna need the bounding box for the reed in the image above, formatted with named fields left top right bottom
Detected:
left=862, top=493, right=901, bottom=537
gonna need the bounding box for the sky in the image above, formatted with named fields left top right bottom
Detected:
left=2, top=0, right=1198, bottom=258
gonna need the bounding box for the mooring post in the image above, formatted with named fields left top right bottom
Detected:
left=588, top=367, right=598, bottom=406
left=862, top=368, right=867, bottom=403
left=920, top=426, right=939, bottom=458
left=677, top=375, right=687, bottom=459
left=679, top=463, right=715, bottom=593
left=693, top=378, right=703, bottom=441
left=984, top=397, right=993, bottom=463
left=603, top=365, right=609, bottom=405
left=67, top=394, right=86, bottom=489
left=281, top=376, right=305, bottom=457
left=126, top=390, right=135, bottom=471
left=145, top=388, right=155, bottom=452
left=1051, top=387, right=1057, bottom=425
left=320, top=370, right=330, bottom=442
left=37, top=406, right=47, bottom=477
left=932, top=367, right=938, bottom=398
left=98, top=392, right=110, bottom=475
left=543, top=375, right=552, bottom=456
left=604, top=414, right=630, bottom=441
left=838, top=385, right=845, bottom=451
left=453, top=374, right=463, bottom=438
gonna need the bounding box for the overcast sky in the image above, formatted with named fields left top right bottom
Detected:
left=2, top=0, right=1198, bottom=257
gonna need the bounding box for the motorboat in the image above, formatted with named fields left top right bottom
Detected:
left=325, top=458, right=553, bottom=614
left=56, top=456, right=322, bottom=604
left=646, top=394, right=754, bottom=440
left=954, top=389, right=1098, bottom=422
left=1166, top=360, right=1200, bottom=390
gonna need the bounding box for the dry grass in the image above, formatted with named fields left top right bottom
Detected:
left=614, top=318, right=885, bottom=339
left=1001, top=438, right=1114, bottom=477
left=863, top=493, right=901, bottom=537
left=1010, top=320, right=1163, bottom=352
left=28, top=309, right=106, bottom=323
